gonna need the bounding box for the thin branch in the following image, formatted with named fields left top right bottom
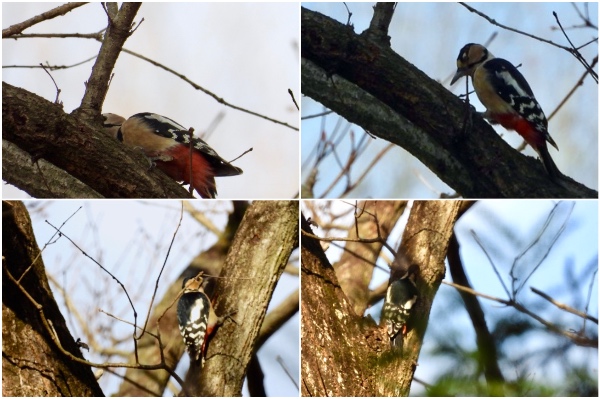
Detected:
left=116, top=46, right=299, bottom=131
left=288, top=88, right=299, bottom=111
left=45, top=220, right=139, bottom=360
left=98, top=309, right=160, bottom=340
left=443, top=280, right=511, bottom=306
left=2, top=2, right=88, bottom=38
left=530, top=287, right=598, bottom=324
left=343, top=143, right=394, bottom=197
left=583, top=269, right=598, bottom=331
left=276, top=355, right=299, bottom=390
left=138, top=202, right=184, bottom=343
left=512, top=202, right=573, bottom=296
left=3, top=262, right=188, bottom=393
left=319, top=130, right=373, bottom=197
left=301, top=109, right=334, bottom=120
left=470, top=230, right=511, bottom=298
left=3, top=55, right=98, bottom=71
left=301, top=227, right=395, bottom=258
left=39, top=63, right=62, bottom=104
left=458, top=3, right=568, bottom=50
left=548, top=56, right=599, bottom=120
left=7, top=31, right=103, bottom=39
left=459, top=3, right=598, bottom=82
left=443, top=280, right=597, bottom=347
left=553, top=11, right=598, bottom=82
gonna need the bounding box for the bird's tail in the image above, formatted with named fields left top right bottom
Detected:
left=158, top=146, right=218, bottom=198
left=537, top=145, right=563, bottom=183
left=391, top=332, right=404, bottom=354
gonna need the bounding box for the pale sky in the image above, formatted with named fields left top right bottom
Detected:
left=3, top=3, right=300, bottom=199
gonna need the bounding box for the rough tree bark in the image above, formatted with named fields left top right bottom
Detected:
left=2, top=201, right=104, bottom=396
left=301, top=7, right=596, bottom=199
left=301, top=201, right=464, bottom=397
left=197, top=200, right=299, bottom=396
left=2, top=3, right=199, bottom=199
left=3, top=83, right=192, bottom=198
left=114, top=202, right=249, bottom=397
left=333, top=200, right=407, bottom=316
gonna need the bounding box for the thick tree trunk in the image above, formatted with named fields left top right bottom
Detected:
left=301, top=201, right=464, bottom=396
left=2, top=201, right=104, bottom=396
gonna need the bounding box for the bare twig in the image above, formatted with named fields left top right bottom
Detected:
left=45, top=220, right=139, bottom=360
left=458, top=3, right=598, bottom=82
left=2, top=2, right=88, bottom=38
left=583, top=269, right=598, bottom=331
left=288, top=88, right=300, bottom=111
left=459, top=3, right=567, bottom=50
left=530, top=287, right=598, bottom=324
left=470, top=230, right=511, bottom=298
left=229, top=147, right=253, bottom=164
left=138, top=203, right=184, bottom=344
left=548, top=56, right=599, bottom=120
left=301, top=109, right=334, bottom=120
left=552, top=11, right=598, bottom=82
left=8, top=31, right=103, bottom=39
left=276, top=355, right=299, bottom=390
left=343, top=143, right=394, bottom=197
left=114, top=46, right=298, bottom=131
left=443, top=280, right=597, bottom=347
left=3, top=55, right=98, bottom=70
left=301, top=225, right=395, bottom=258
left=39, top=63, right=62, bottom=104
left=513, top=202, right=573, bottom=295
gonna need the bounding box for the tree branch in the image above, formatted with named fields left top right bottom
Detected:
left=301, top=7, right=596, bottom=198
left=2, top=2, right=87, bottom=38
left=3, top=82, right=194, bottom=198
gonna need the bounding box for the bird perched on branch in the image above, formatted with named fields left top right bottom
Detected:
left=450, top=43, right=561, bottom=181
left=102, top=112, right=243, bottom=198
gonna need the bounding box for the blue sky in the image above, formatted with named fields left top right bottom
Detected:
left=302, top=199, right=598, bottom=394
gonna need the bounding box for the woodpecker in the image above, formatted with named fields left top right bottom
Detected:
left=177, top=276, right=219, bottom=364
left=381, top=261, right=419, bottom=351
left=102, top=112, right=243, bottom=198
left=450, top=43, right=561, bottom=180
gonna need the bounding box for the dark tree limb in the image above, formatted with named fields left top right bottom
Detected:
left=2, top=201, right=104, bottom=396
left=3, top=82, right=193, bottom=198
left=448, top=233, right=505, bottom=395
left=301, top=7, right=596, bottom=198
left=2, top=139, right=103, bottom=198
left=247, top=355, right=267, bottom=397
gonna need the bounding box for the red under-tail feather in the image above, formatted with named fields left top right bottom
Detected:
left=156, top=145, right=217, bottom=198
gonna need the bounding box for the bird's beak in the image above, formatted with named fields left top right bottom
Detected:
left=450, top=68, right=466, bottom=85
